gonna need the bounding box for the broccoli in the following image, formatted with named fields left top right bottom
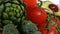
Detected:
left=2, top=24, right=20, bottom=34
left=20, top=20, right=41, bottom=34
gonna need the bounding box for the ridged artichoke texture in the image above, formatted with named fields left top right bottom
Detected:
left=0, top=0, right=26, bottom=25
left=0, top=0, right=26, bottom=31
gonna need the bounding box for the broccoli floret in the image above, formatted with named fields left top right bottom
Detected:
left=2, top=24, right=20, bottom=34
left=20, top=20, right=41, bottom=34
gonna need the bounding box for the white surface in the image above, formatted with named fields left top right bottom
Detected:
left=41, top=0, right=59, bottom=4
left=49, top=0, right=59, bottom=5
left=49, top=0, right=60, bottom=9
left=41, top=0, right=60, bottom=9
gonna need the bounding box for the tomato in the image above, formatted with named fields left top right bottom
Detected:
left=27, top=7, right=47, bottom=27
left=22, top=0, right=37, bottom=7
left=37, top=18, right=58, bottom=34
left=48, top=23, right=58, bottom=34
left=49, top=27, right=58, bottom=34
left=57, top=19, right=60, bottom=27
left=51, top=17, right=57, bottom=22
left=38, top=27, right=49, bottom=34
left=49, top=26, right=58, bottom=34
left=26, top=6, right=36, bottom=16
left=51, top=17, right=60, bottom=27
left=37, top=23, right=46, bottom=28
left=38, top=23, right=58, bottom=34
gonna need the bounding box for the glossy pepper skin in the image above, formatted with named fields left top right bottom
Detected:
left=26, top=7, right=47, bottom=27
left=22, top=0, right=37, bottom=7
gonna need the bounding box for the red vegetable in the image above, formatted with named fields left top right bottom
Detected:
left=22, top=0, right=37, bottom=7
left=48, top=17, right=59, bottom=34
left=48, top=22, right=58, bottom=34
left=57, top=19, right=60, bottom=27
left=38, top=27, right=48, bottom=34
left=38, top=22, right=58, bottom=34
left=27, top=7, right=47, bottom=27
left=51, top=17, right=60, bottom=27
left=49, top=27, right=58, bottom=34
left=26, top=6, right=36, bottom=16
left=49, top=4, right=58, bottom=12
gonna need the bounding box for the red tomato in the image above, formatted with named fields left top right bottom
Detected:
left=48, top=21, right=58, bottom=34
left=49, top=27, right=58, bottom=34
left=26, top=6, right=36, bottom=16
left=38, top=27, right=48, bottom=34
left=37, top=23, right=46, bottom=28
left=49, top=26, right=58, bottom=34
left=51, top=17, right=60, bottom=27
left=57, top=19, right=60, bottom=27
left=27, top=7, right=47, bottom=27
left=51, top=17, right=57, bottom=22
left=22, top=0, right=37, bottom=7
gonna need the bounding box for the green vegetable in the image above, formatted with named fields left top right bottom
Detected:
left=0, top=0, right=26, bottom=31
left=2, top=24, right=20, bottom=34
left=18, top=20, right=41, bottom=34
left=56, top=27, right=60, bottom=34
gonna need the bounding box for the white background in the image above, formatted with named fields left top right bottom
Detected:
left=41, top=0, right=60, bottom=9
left=42, top=0, right=60, bottom=4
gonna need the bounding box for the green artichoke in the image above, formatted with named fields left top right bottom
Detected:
left=0, top=0, right=26, bottom=25
left=0, top=0, right=26, bottom=31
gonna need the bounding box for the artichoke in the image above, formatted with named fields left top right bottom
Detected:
left=0, top=0, right=26, bottom=26
left=0, top=0, right=26, bottom=31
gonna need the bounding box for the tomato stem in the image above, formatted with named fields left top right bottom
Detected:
left=38, top=0, right=42, bottom=8
left=53, top=11, right=56, bottom=18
